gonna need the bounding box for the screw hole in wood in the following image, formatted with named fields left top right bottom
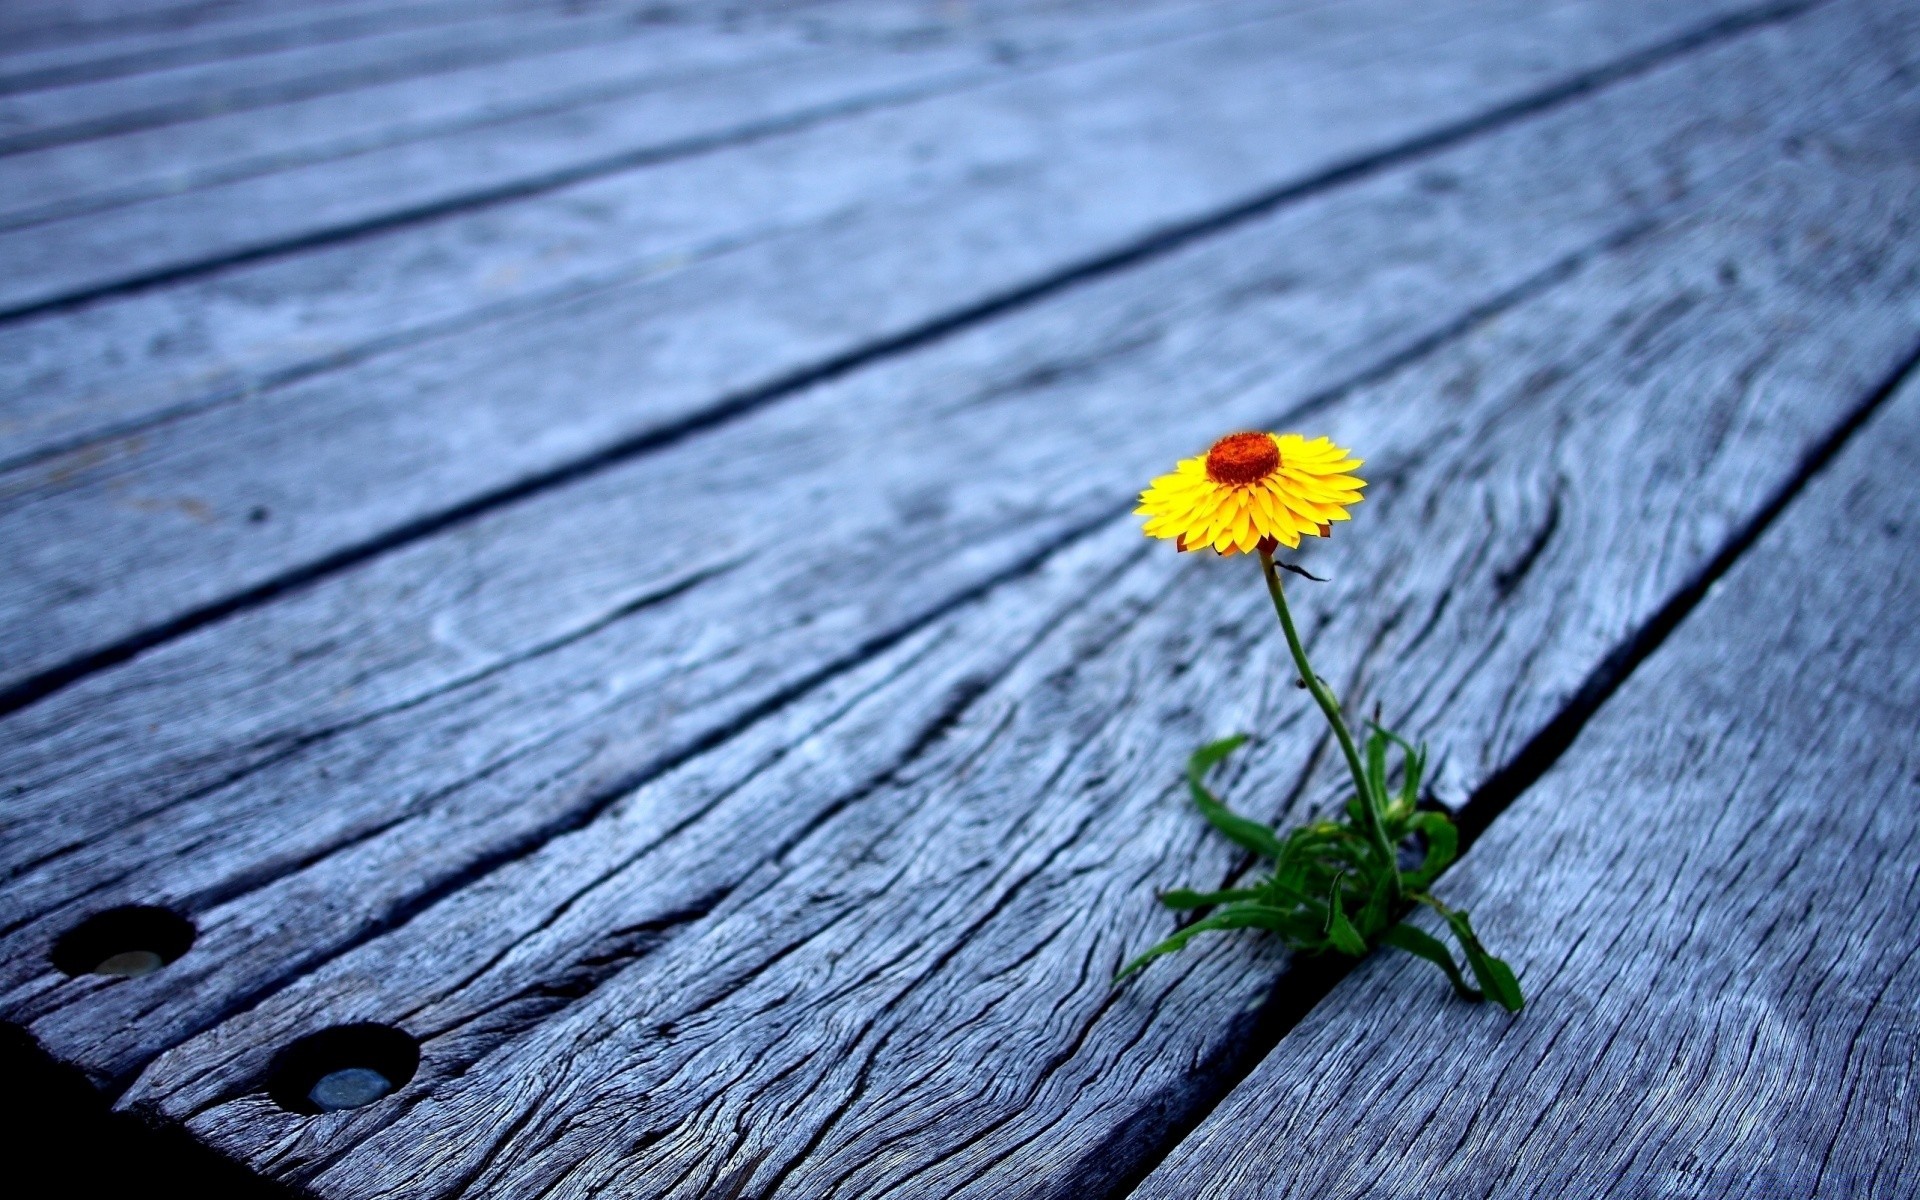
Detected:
left=50, top=905, right=195, bottom=979
left=267, top=1024, right=420, bottom=1114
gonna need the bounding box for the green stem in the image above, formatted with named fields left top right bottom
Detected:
left=1258, top=548, right=1399, bottom=891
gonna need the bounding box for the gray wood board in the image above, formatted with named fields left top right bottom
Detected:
left=0, top=0, right=379, bottom=54
left=0, top=2, right=908, bottom=86
left=0, top=0, right=1800, bottom=700
left=86, top=65, right=1920, bottom=1199
left=0, top=0, right=1356, bottom=316
left=0, top=2, right=724, bottom=160
left=0, top=0, right=1195, bottom=224
left=4, top=0, right=1912, bottom=1092
left=0, top=1, right=524, bottom=83
left=1127, top=323, right=1920, bottom=1200
left=0, top=0, right=1303, bottom=468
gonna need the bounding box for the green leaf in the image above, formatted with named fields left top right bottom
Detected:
left=1356, top=868, right=1395, bottom=938
left=1326, top=905, right=1367, bottom=956
left=1443, top=909, right=1525, bottom=1013
left=1401, top=744, right=1426, bottom=811
left=1185, top=737, right=1284, bottom=860
left=1476, top=954, right=1526, bottom=1013
left=1404, top=810, right=1458, bottom=887
left=1189, top=734, right=1248, bottom=777
left=1364, top=728, right=1391, bottom=809
left=1371, top=723, right=1427, bottom=811
left=1324, top=873, right=1368, bottom=956
left=1159, top=887, right=1264, bottom=910
left=1113, top=904, right=1293, bottom=984
left=1380, top=923, right=1482, bottom=1002
left=1283, top=823, right=1368, bottom=868
left=1255, top=873, right=1315, bottom=908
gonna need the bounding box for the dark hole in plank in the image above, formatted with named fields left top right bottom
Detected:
left=266, top=1024, right=419, bottom=1114
left=49, top=905, right=195, bottom=978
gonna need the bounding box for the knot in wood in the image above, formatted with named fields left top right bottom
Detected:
left=1205, top=432, right=1281, bottom=486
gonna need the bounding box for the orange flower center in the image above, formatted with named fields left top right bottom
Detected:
left=1205, top=432, right=1280, bottom=486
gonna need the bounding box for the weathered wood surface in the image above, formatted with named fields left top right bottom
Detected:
left=0, top=0, right=352, bottom=54
left=1129, top=337, right=1920, bottom=1200
left=51, top=37, right=1920, bottom=1200
left=3, top=1, right=1917, bottom=1195
left=0, top=1, right=564, bottom=81
left=0, top=0, right=1269, bottom=474
left=0, top=0, right=1308, bottom=316
left=8, top=0, right=1910, bottom=1096
left=0, top=0, right=1786, bottom=701
left=112, top=84, right=1920, bottom=1198
left=0, top=4, right=669, bottom=160
left=2, top=0, right=1207, bottom=223
left=0, top=0, right=1603, bottom=478
left=0, top=1, right=474, bottom=53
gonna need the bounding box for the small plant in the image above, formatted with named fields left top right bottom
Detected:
left=1118, top=431, right=1522, bottom=1011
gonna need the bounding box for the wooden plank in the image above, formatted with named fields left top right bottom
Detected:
left=2, top=0, right=1909, bottom=1094
left=0, top=0, right=530, bottom=82
left=102, top=69, right=1920, bottom=1198
left=0, top=0, right=1255, bottom=231
left=0, top=0, right=428, bottom=56
left=0, top=1, right=281, bottom=46
left=0, top=0, right=1360, bottom=318
left=1127, top=340, right=1920, bottom=1200
left=0, top=0, right=1791, bottom=700
left=0, top=0, right=1045, bottom=164
left=4, top=0, right=1895, bottom=1060
left=0, top=3, right=724, bottom=159
left=0, top=0, right=1297, bottom=475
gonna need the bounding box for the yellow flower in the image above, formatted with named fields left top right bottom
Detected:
left=1137, top=431, right=1365, bottom=554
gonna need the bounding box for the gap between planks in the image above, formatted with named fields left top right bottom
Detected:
left=1125, top=319, right=1920, bottom=1200
left=88, top=64, right=1920, bottom=1200
left=5, top=0, right=1911, bottom=1094
left=0, top=0, right=1119, bottom=218
left=0, top=3, right=746, bottom=159
left=0, top=0, right=1325, bottom=321
left=0, top=0, right=1818, bottom=718
left=0, top=0, right=1566, bottom=480
left=149, top=159, right=1920, bottom=1198
left=1106, top=335, right=1920, bottom=1200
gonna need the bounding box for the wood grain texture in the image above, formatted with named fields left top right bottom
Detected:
left=0, top=1, right=542, bottom=65
left=0, top=0, right=1271, bottom=478
left=0, top=0, right=1329, bottom=317
left=0, top=0, right=370, bottom=54
left=0, top=0, right=1797, bottom=699
left=0, top=2, right=717, bottom=160
left=0, top=0, right=1159, bottom=219
left=8, top=0, right=1907, bottom=1092
left=1127, top=325, right=1920, bottom=1200
left=0, top=0, right=1447, bottom=473
left=105, top=70, right=1920, bottom=1200
left=0, top=2, right=936, bottom=89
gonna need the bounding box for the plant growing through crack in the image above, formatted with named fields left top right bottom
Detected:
left=1115, top=431, right=1523, bottom=1011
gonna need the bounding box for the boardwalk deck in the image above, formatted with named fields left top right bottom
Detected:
left=2, top=2, right=1916, bottom=1196
left=1129, top=343, right=1920, bottom=1200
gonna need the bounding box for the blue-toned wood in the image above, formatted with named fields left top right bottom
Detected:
left=1130, top=309, right=1920, bottom=1200
left=1, top=2, right=1916, bottom=1196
